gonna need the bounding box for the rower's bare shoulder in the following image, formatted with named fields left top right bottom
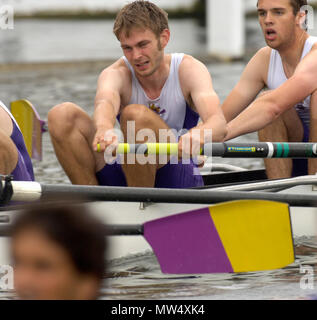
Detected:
left=248, top=46, right=271, bottom=67
left=181, top=54, right=208, bottom=70
left=97, top=58, right=131, bottom=94
left=242, top=47, right=271, bottom=83
left=179, top=55, right=211, bottom=84
left=98, top=59, right=130, bottom=82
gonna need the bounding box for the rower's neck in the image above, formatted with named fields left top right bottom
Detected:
left=136, top=55, right=171, bottom=99
left=278, top=32, right=309, bottom=70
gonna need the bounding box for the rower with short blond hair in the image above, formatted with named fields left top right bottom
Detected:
left=48, top=0, right=227, bottom=188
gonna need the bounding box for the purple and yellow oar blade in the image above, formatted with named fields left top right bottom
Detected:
left=144, top=200, right=294, bottom=274
left=11, top=99, right=47, bottom=161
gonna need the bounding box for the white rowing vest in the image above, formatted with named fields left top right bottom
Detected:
left=122, top=53, right=199, bottom=133
left=267, top=36, right=317, bottom=127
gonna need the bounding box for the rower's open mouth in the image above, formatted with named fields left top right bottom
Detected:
left=136, top=61, right=150, bottom=68
left=266, top=29, right=276, bottom=36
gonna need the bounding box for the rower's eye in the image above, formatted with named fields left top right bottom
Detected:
left=258, top=11, right=266, bottom=17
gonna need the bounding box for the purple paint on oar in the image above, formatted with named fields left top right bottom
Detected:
left=144, top=207, right=233, bottom=274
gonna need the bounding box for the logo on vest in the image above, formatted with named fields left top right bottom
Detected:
left=149, top=103, right=166, bottom=116
left=296, top=103, right=306, bottom=111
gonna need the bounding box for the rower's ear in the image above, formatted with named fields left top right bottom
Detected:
left=159, top=29, right=170, bottom=50
left=297, top=9, right=307, bottom=30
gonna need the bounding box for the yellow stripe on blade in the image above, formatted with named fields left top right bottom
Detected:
left=209, top=200, right=294, bottom=272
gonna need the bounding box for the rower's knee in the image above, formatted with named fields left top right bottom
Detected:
left=48, top=102, right=80, bottom=140
left=258, top=115, right=287, bottom=142
left=120, top=104, right=149, bottom=124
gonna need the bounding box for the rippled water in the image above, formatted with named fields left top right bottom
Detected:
left=101, top=238, right=317, bottom=300
left=1, top=18, right=317, bottom=300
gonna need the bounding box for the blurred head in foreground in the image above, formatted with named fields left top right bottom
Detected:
left=11, top=203, right=106, bottom=300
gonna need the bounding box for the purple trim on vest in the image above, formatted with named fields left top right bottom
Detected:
left=183, top=103, right=199, bottom=131
left=10, top=120, right=34, bottom=181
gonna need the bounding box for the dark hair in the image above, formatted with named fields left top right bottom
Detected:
left=257, top=0, right=307, bottom=15
left=289, top=0, right=307, bottom=15
left=113, top=0, right=169, bottom=39
left=11, top=203, right=107, bottom=280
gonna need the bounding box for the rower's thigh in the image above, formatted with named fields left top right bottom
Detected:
left=48, top=102, right=96, bottom=144
left=258, top=91, right=304, bottom=140
left=0, top=128, right=18, bottom=173
left=259, top=107, right=304, bottom=142
left=120, top=104, right=178, bottom=169
left=282, top=108, right=304, bottom=142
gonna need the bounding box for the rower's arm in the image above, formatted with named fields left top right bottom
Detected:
left=226, top=48, right=317, bottom=141
left=309, top=90, right=317, bottom=175
left=222, top=47, right=268, bottom=122
left=94, top=68, right=122, bottom=128
left=93, top=67, right=122, bottom=151
left=179, top=55, right=227, bottom=144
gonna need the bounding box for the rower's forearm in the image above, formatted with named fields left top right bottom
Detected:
left=225, top=101, right=278, bottom=141
left=197, top=114, right=227, bottom=143
left=94, top=102, right=117, bottom=130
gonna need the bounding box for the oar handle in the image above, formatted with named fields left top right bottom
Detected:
left=114, top=142, right=317, bottom=158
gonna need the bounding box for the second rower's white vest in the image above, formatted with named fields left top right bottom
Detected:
left=122, top=53, right=198, bottom=133
left=267, top=36, right=317, bottom=127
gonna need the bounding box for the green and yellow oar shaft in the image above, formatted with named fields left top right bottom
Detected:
left=97, top=142, right=317, bottom=158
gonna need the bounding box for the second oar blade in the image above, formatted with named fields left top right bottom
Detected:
left=11, top=99, right=46, bottom=161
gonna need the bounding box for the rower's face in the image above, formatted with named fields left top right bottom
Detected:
left=119, top=27, right=170, bottom=77
left=257, top=0, right=304, bottom=49
left=12, top=229, right=98, bottom=300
